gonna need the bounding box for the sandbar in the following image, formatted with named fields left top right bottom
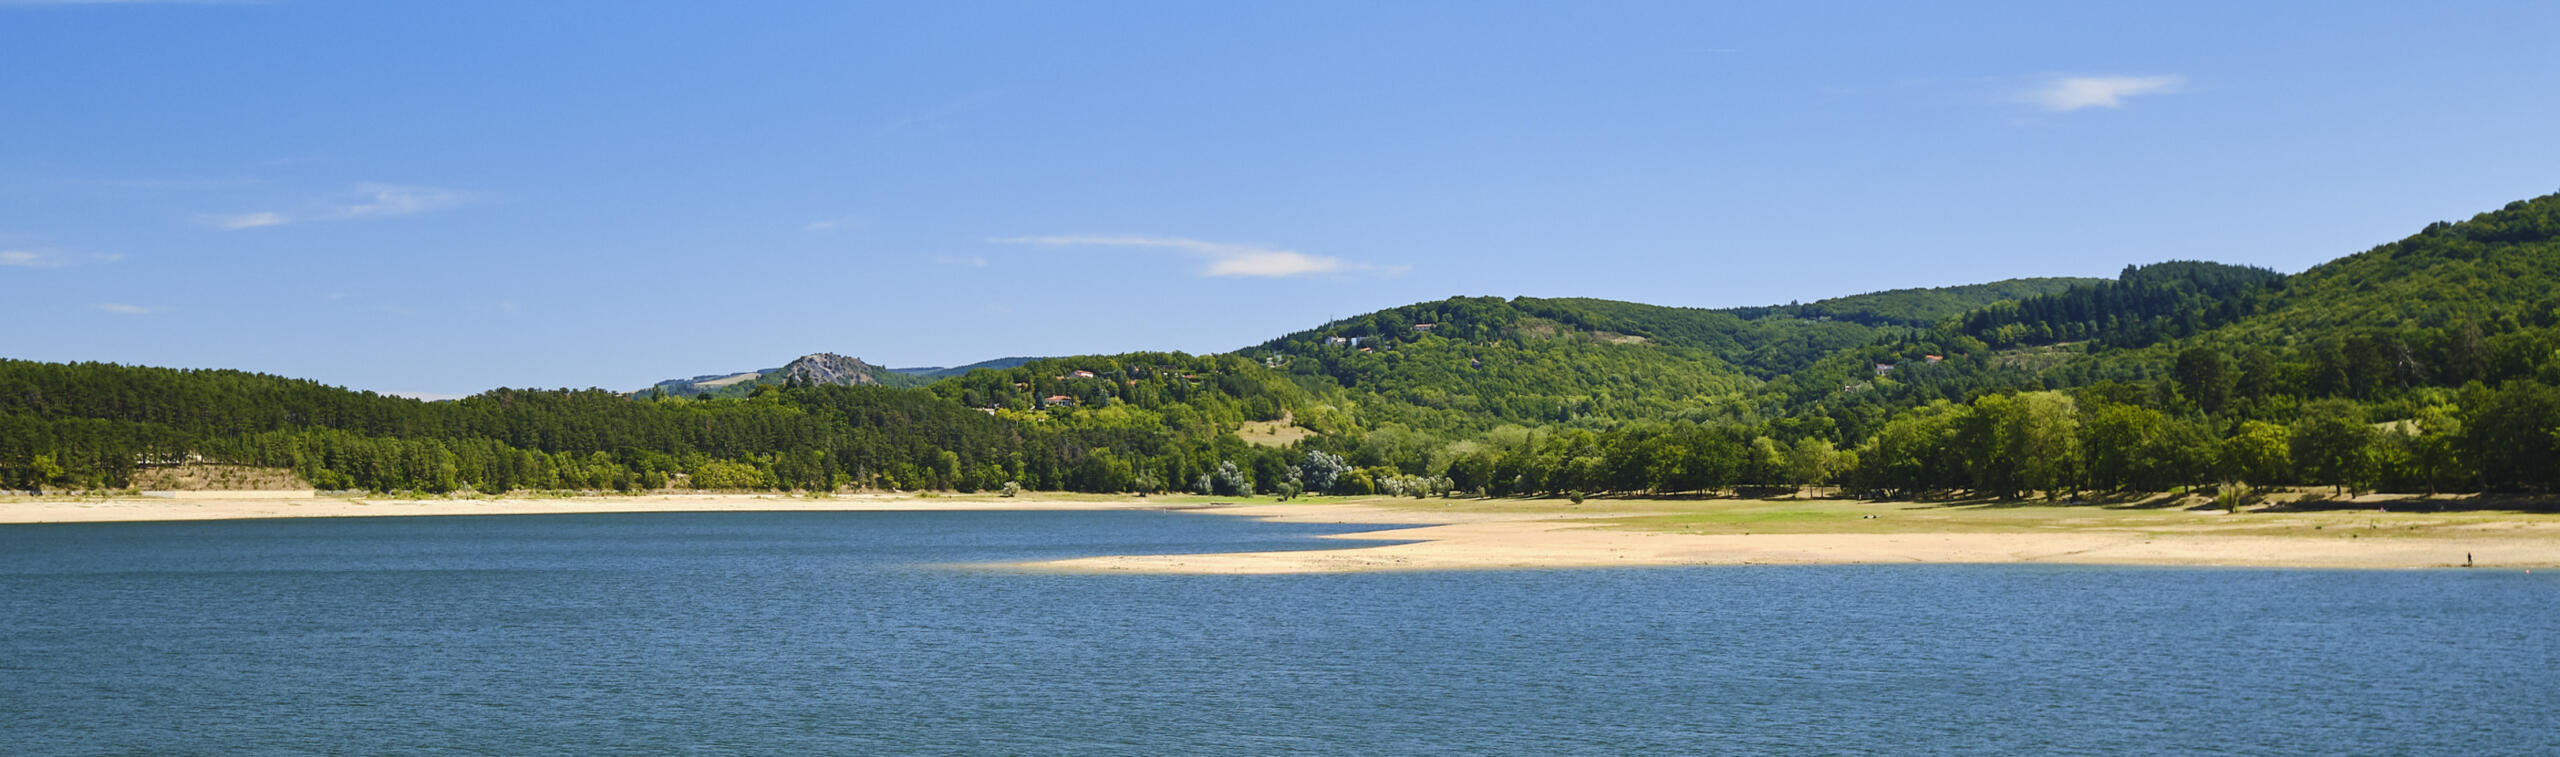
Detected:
left=9, top=492, right=2554, bottom=572
left=1018, top=500, right=2560, bottom=573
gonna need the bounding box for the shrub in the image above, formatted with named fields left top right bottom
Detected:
left=1211, top=461, right=1253, bottom=496
left=1298, top=451, right=1350, bottom=494
left=2215, top=482, right=2251, bottom=514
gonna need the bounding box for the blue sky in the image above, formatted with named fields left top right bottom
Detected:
left=5, top=1, right=2557, bottom=397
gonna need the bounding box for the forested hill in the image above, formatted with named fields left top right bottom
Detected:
left=2186, top=194, right=2560, bottom=379
left=7, top=191, right=2559, bottom=498
left=1248, top=277, right=2090, bottom=381
left=2004, top=193, right=2560, bottom=400
left=1238, top=296, right=1759, bottom=434
left=2088, top=192, right=2560, bottom=409
left=926, top=353, right=1313, bottom=427
left=1773, top=192, right=2560, bottom=494
left=892, top=357, right=1043, bottom=381
left=1258, top=277, right=2099, bottom=353
left=1719, top=277, right=2100, bottom=327
left=1754, top=261, right=2297, bottom=440
left=1225, top=278, right=2094, bottom=436
left=1, top=355, right=1313, bottom=495
left=1954, top=262, right=2284, bottom=350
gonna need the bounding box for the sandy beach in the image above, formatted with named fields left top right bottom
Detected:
left=8, top=492, right=2556, bottom=572
left=1018, top=499, right=2560, bottom=573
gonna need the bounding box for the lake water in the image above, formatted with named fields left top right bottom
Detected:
left=3, top=510, right=2554, bottom=755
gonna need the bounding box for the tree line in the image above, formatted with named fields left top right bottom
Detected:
left=7, top=192, right=2558, bottom=500
left=0, top=358, right=1311, bottom=496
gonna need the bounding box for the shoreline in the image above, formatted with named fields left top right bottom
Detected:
left=7, top=492, right=2556, bottom=572
left=1014, top=501, right=2560, bottom=573
left=0, top=491, right=1180, bottom=524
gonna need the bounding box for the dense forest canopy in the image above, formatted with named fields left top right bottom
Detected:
left=7, top=192, right=2559, bottom=497
left=1249, top=277, right=2093, bottom=379
left=1720, top=277, right=2101, bottom=327
left=1954, top=262, right=2284, bottom=349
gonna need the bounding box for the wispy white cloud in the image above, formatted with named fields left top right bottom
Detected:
left=1205, top=250, right=1349, bottom=277
left=339, top=182, right=470, bottom=218
left=933, top=255, right=988, bottom=268
left=96, top=302, right=159, bottom=315
left=2, top=249, right=123, bottom=268
left=2023, top=74, right=2186, bottom=111
left=806, top=214, right=865, bottom=233
left=203, top=182, right=474, bottom=230
left=992, top=234, right=1398, bottom=278
left=208, top=211, right=289, bottom=229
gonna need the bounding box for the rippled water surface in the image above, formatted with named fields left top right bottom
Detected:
left=4, top=510, right=2554, bottom=754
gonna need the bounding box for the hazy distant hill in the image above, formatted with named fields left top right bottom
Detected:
left=892, top=357, right=1044, bottom=381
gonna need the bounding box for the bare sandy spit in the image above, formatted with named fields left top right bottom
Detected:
left=0, top=491, right=1177, bottom=524
left=11, top=493, right=2555, bottom=573
left=1019, top=502, right=2560, bottom=573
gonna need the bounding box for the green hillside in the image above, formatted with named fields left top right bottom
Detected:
left=7, top=192, right=2557, bottom=498
left=1955, top=196, right=2560, bottom=406
left=893, top=357, right=1043, bottom=381
left=1818, top=194, right=2560, bottom=495
left=1244, top=296, right=1755, bottom=434
left=0, top=355, right=1308, bottom=496
left=2184, top=196, right=2560, bottom=391
left=1742, top=261, right=2289, bottom=439
left=1254, top=277, right=2093, bottom=380
left=1721, top=277, right=2101, bottom=327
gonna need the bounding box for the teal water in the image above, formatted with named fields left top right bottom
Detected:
left=2, top=510, right=2553, bottom=755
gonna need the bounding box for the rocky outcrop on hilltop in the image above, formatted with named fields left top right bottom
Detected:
left=776, top=353, right=893, bottom=386
left=637, top=352, right=918, bottom=397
